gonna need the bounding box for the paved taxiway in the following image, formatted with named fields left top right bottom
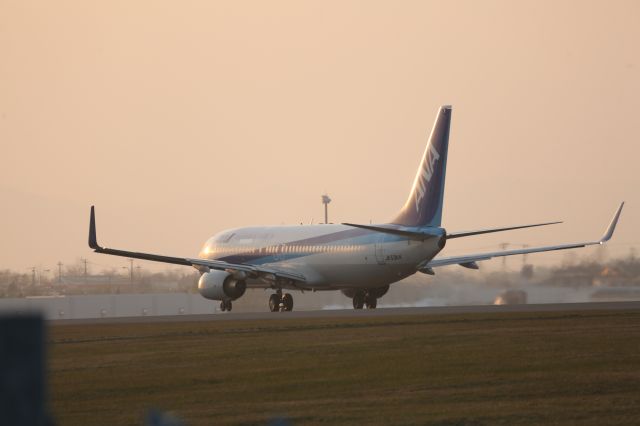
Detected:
left=52, top=301, right=640, bottom=325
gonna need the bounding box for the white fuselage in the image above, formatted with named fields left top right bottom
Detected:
left=198, top=224, right=444, bottom=291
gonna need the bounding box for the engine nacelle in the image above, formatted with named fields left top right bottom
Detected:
left=198, top=270, right=246, bottom=301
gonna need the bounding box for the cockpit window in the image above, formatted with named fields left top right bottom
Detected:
left=214, top=232, right=236, bottom=243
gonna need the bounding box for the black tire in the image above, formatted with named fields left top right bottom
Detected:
left=282, top=293, right=294, bottom=311
left=226, top=300, right=232, bottom=312
left=365, top=296, right=377, bottom=309
left=220, top=301, right=226, bottom=312
left=353, top=291, right=365, bottom=310
left=269, top=294, right=280, bottom=312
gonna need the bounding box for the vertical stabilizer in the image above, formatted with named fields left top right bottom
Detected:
left=392, top=105, right=452, bottom=227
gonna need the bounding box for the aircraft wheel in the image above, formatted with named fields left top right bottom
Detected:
left=220, top=301, right=226, bottom=312
left=282, top=293, right=294, bottom=311
left=353, top=292, right=365, bottom=310
left=226, top=300, right=232, bottom=312
left=269, top=294, right=280, bottom=312
left=365, top=296, right=377, bottom=309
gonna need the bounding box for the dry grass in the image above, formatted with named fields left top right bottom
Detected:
left=48, top=310, right=640, bottom=425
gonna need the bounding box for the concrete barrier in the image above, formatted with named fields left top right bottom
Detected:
left=0, top=294, right=216, bottom=320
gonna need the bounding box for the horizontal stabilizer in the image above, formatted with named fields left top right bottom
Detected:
left=342, top=223, right=438, bottom=241
left=447, top=221, right=562, bottom=239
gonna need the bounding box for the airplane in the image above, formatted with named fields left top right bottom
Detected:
left=88, top=105, right=624, bottom=312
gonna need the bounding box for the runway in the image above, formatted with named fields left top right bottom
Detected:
left=51, top=300, right=640, bottom=325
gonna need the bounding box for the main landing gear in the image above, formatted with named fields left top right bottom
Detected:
left=269, top=291, right=294, bottom=312
left=352, top=290, right=378, bottom=310
left=342, top=286, right=387, bottom=310
left=220, top=300, right=233, bottom=312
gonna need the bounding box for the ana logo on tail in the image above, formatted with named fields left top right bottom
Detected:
left=414, top=144, right=440, bottom=213
left=391, top=105, right=451, bottom=228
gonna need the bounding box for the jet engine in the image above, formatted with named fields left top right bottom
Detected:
left=198, top=270, right=246, bottom=301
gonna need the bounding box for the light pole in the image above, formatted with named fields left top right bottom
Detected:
left=57, top=262, right=63, bottom=284
left=122, top=259, right=134, bottom=284
left=322, top=194, right=332, bottom=224
left=500, top=243, right=509, bottom=269
left=38, top=269, right=50, bottom=286
left=80, top=258, right=88, bottom=285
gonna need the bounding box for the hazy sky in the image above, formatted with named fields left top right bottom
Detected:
left=1, top=1, right=638, bottom=274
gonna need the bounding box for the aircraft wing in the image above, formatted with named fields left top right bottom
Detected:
left=88, top=206, right=306, bottom=284
left=422, top=202, right=624, bottom=270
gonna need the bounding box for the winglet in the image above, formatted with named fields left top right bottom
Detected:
left=89, top=205, right=100, bottom=250
left=600, top=202, right=624, bottom=243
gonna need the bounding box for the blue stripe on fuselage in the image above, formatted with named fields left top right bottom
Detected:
left=214, top=228, right=378, bottom=264
left=209, top=226, right=442, bottom=265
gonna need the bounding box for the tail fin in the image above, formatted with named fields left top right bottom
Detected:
left=392, top=105, right=452, bottom=227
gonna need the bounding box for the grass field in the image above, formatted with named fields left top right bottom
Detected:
left=49, top=310, right=640, bottom=425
